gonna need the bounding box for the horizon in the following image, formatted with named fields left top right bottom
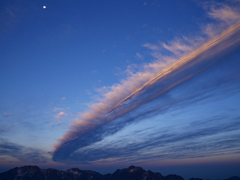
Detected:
left=1, top=164, right=240, bottom=180
left=1, top=0, right=240, bottom=180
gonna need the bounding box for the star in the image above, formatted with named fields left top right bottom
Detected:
left=43, top=6, right=46, bottom=9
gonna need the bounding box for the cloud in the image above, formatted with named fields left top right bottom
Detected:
left=208, top=4, right=240, bottom=24
left=53, top=107, right=69, bottom=112
left=136, top=53, right=144, bottom=60
left=161, top=37, right=204, bottom=56
left=86, top=90, right=92, bottom=95
left=53, top=107, right=64, bottom=112
left=143, top=43, right=161, bottom=51
left=0, top=1, right=38, bottom=37
left=91, top=70, right=98, bottom=73
left=54, top=112, right=65, bottom=119
left=60, top=97, right=66, bottom=101
left=52, top=20, right=240, bottom=163
left=3, top=113, right=9, bottom=117
left=0, top=140, right=49, bottom=163
left=202, top=3, right=240, bottom=38
left=63, top=115, right=240, bottom=163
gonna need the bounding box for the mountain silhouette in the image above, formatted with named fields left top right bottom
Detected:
left=0, top=165, right=239, bottom=180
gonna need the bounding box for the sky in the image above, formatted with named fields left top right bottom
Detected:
left=0, top=0, right=240, bottom=179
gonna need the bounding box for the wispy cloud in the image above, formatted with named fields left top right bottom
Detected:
left=208, top=4, right=240, bottom=24
left=161, top=37, right=204, bottom=56
left=54, top=112, right=65, bottom=119
left=60, top=97, right=66, bottom=101
left=136, top=53, right=144, bottom=60
left=3, top=113, right=9, bottom=116
left=53, top=107, right=69, bottom=112
left=202, top=3, right=240, bottom=38
left=0, top=1, right=35, bottom=37
left=52, top=18, right=240, bottom=163
left=143, top=43, right=161, bottom=51
left=0, top=140, right=49, bottom=164
left=65, top=115, right=240, bottom=163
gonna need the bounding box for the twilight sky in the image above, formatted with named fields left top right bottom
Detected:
left=0, top=0, right=240, bottom=179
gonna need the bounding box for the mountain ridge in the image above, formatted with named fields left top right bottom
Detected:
left=0, top=165, right=239, bottom=180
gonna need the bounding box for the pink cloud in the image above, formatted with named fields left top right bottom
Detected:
left=53, top=20, right=240, bottom=156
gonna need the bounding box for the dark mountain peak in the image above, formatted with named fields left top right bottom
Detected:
left=0, top=165, right=45, bottom=180
left=113, top=165, right=143, bottom=175
left=68, top=167, right=81, bottom=171
left=126, top=165, right=145, bottom=174
left=128, top=165, right=144, bottom=172
left=189, top=178, right=203, bottom=180
left=17, top=165, right=41, bottom=176
left=111, top=165, right=164, bottom=180
left=67, top=168, right=104, bottom=180
left=67, top=167, right=82, bottom=173
left=165, top=174, right=184, bottom=180
left=128, top=165, right=137, bottom=169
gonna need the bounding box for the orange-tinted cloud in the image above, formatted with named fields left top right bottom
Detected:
left=52, top=20, right=240, bottom=163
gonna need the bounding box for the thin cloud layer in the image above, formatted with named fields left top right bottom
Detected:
left=0, top=140, right=49, bottom=164
left=203, top=3, right=240, bottom=37
left=208, top=4, right=240, bottom=24
left=69, top=115, right=240, bottom=163
left=52, top=20, right=240, bottom=163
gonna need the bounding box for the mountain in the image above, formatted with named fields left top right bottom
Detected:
left=0, top=165, right=239, bottom=180
left=104, top=165, right=164, bottom=180
left=0, top=166, right=103, bottom=180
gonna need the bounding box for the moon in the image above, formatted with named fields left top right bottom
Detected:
left=43, top=6, right=46, bottom=9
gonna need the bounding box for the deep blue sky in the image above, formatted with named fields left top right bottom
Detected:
left=1, top=0, right=240, bottom=179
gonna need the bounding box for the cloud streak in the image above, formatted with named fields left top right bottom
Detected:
left=208, top=4, right=240, bottom=24
left=52, top=19, right=240, bottom=163
left=0, top=140, right=49, bottom=164
left=68, top=115, right=240, bottom=163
